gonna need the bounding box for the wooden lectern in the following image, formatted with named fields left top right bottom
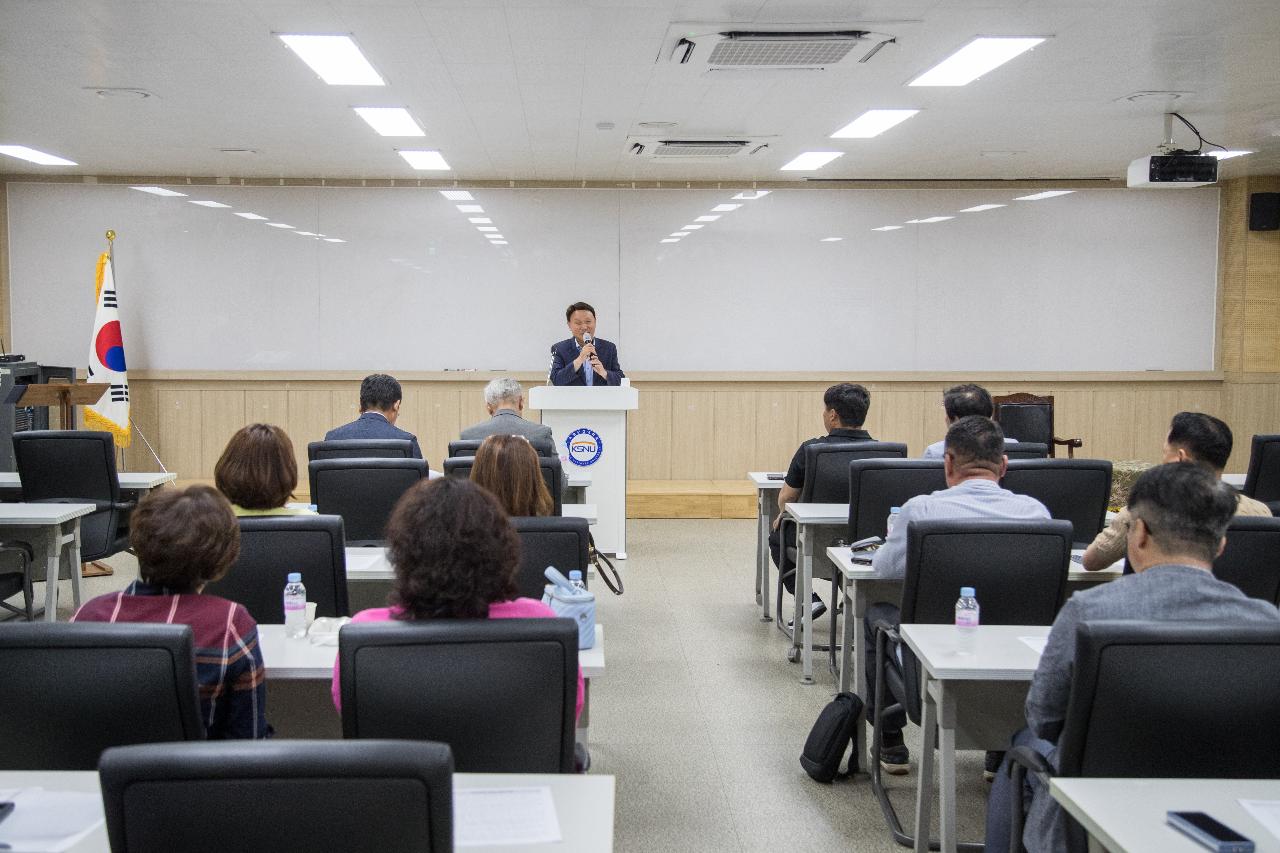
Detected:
left=6, top=381, right=107, bottom=430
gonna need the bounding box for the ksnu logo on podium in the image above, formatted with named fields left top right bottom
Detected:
left=565, top=428, right=603, bottom=466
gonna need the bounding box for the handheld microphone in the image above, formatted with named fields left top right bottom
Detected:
left=582, top=332, right=593, bottom=345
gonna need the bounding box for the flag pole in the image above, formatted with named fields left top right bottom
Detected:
left=105, top=230, right=126, bottom=470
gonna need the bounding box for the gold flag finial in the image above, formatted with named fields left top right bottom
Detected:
left=106, top=230, right=116, bottom=242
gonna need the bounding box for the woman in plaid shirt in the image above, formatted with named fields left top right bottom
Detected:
left=72, top=484, right=269, bottom=739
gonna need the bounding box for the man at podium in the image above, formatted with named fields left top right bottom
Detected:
left=548, top=301, right=625, bottom=387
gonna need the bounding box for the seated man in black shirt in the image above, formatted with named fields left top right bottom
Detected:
left=769, top=383, right=873, bottom=622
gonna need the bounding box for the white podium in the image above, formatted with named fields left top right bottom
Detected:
left=530, top=385, right=638, bottom=557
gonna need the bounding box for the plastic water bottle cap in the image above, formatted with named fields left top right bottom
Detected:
left=890, top=507, right=901, bottom=514
left=960, top=586, right=975, bottom=598
left=569, top=570, right=583, bottom=581
left=288, top=572, right=302, bottom=583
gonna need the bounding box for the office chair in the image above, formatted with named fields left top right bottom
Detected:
left=1003, top=442, right=1050, bottom=459
left=1242, top=434, right=1280, bottom=507
left=0, top=622, right=204, bottom=769
left=870, top=518, right=1072, bottom=850
left=99, top=740, right=454, bottom=853
left=308, top=458, right=428, bottom=546
left=1008, top=621, right=1280, bottom=853
left=204, top=515, right=349, bottom=623
left=340, top=619, right=578, bottom=773
left=510, top=516, right=590, bottom=599
left=1001, top=458, right=1113, bottom=547
left=992, top=394, right=1083, bottom=458
left=306, top=438, right=415, bottom=461
left=449, top=437, right=557, bottom=458
left=0, top=541, right=35, bottom=621
left=1211, top=516, right=1280, bottom=605
left=443, top=455, right=564, bottom=516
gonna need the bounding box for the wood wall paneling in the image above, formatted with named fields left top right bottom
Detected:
left=670, top=390, right=714, bottom=479
left=626, top=388, right=671, bottom=480
left=198, top=390, right=246, bottom=477
left=753, top=390, right=802, bottom=473
left=287, top=389, right=337, bottom=476
left=157, top=389, right=204, bottom=479
left=711, top=391, right=758, bottom=479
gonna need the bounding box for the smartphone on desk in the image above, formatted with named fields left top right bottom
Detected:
left=1166, top=811, right=1254, bottom=852
left=765, top=473, right=785, bottom=480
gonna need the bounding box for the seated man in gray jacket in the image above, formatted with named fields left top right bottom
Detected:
left=984, top=461, right=1280, bottom=853
left=461, top=378, right=556, bottom=450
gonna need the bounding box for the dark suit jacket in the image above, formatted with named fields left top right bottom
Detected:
left=548, top=337, right=625, bottom=387
left=324, top=411, right=423, bottom=459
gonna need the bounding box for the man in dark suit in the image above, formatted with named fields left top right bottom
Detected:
left=548, top=301, right=625, bottom=386
left=325, top=373, right=423, bottom=459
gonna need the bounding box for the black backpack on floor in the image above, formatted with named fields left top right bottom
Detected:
left=800, top=692, right=863, bottom=782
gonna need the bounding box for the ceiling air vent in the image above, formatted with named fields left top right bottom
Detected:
left=666, top=28, right=898, bottom=70
left=628, top=138, right=770, bottom=158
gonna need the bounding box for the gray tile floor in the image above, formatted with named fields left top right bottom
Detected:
left=13, top=518, right=1002, bottom=852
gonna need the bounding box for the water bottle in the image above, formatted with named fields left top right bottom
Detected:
left=283, top=572, right=307, bottom=639
left=886, top=507, right=901, bottom=537
left=569, top=570, right=588, bottom=593
left=955, top=586, right=980, bottom=629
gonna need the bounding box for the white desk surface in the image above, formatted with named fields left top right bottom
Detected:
left=747, top=471, right=785, bottom=489
left=562, top=504, right=597, bottom=524
left=566, top=470, right=591, bottom=488
left=0, top=471, right=176, bottom=490
left=1223, top=472, right=1247, bottom=489
left=1051, top=778, right=1280, bottom=853
left=259, top=623, right=606, bottom=680
left=0, top=770, right=616, bottom=853
left=0, top=502, right=96, bottom=525
left=825, top=546, right=1123, bottom=581
left=899, top=624, right=1049, bottom=681
left=783, top=502, right=848, bottom=524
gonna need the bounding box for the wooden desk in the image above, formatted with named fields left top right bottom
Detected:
left=0, top=502, right=95, bottom=622
left=746, top=472, right=784, bottom=622
left=0, top=770, right=616, bottom=852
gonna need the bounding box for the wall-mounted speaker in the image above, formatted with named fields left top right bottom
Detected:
left=1249, top=192, right=1280, bottom=231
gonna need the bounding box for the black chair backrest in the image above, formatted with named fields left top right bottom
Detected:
left=307, top=439, right=415, bottom=461
left=895, top=518, right=1073, bottom=722
left=1243, top=434, right=1280, bottom=504
left=511, top=516, right=590, bottom=599
left=443, top=456, right=564, bottom=516
left=204, top=515, right=349, bottom=622
left=800, top=441, right=908, bottom=503
left=340, top=619, right=578, bottom=773
left=449, top=437, right=557, bottom=458
left=1212, top=516, right=1280, bottom=605
left=308, top=458, right=428, bottom=545
left=99, top=740, right=454, bottom=853
left=1057, top=621, right=1280, bottom=779
left=13, top=429, right=124, bottom=560
left=993, top=399, right=1054, bottom=446
left=847, top=459, right=946, bottom=540
left=1003, top=441, right=1050, bottom=459
left=0, top=622, right=204, bottom=769
left=1001, top=459, right=1113, bottom=546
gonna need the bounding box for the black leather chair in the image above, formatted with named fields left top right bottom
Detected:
left=1009, top=621, right=1280, bottom=853
left=0, top=541, right=35, bottom=621
left=847, top=459, right=947, bottom=541
left=340, top=619, right=578, bottom=773
left=0, top=622, right=203, bottom=769
left=204, top=515, right=349, bottom=622
left=1003, top=442, right=1050, bottom=459
left=992, top=394, right=1083, bottom=458
left=308, top=458, right=428, bottom=546
left=307, top=438, right=416, bottom=461
left=1212, top=516, right=1280, bottom=605
left=1242, top=434, right=1280, bottom=509
left=1001, top=459, right=1113, bottom=547
left=871, top=518, right=1073, bottom=849
left=12, top=430, right=134, bottom=563
left=449, top=437, right=557, bottom=458
left=443, top=455, right=564, bottom=516
left=99, top=740, right=454, bottom=853
left=511, top=516, right=590, bottom=599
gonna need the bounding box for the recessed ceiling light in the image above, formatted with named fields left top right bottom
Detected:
left=670, top=232, right=690, bottom=237
left=732, top=190, right=771, bottom=200
left=711, top=204, right=742, bottom=212
left=1209, top=150, right=1252, bottom=160
left=218, top=148, right=258, bottom=155
left=959, top=204, right=1006, bottom=212
left=468, top=217, right=492, bottom=224
left=131, top=186, right=187, bottom=197
left=694, top=215, right=721, bottom=222
left=682, top=224, right=705, bottom=230
left=639, top=121, right=678, bottom=129
left=1015, top=190, right=1074, bottom=201
left=830, top=109, right=920, bottom=139
left=872, top=225, right=904, bottom=231
left=353, top=107, right=424, bottom=136
left=295, top=231, right=319, bottom=236
left=189, top=200, right=231, bottom=208
left=909, top=37, right=1046, bottom=87
left=441, top=190, right=474, bottom=201
left=485, top=234, right=504, bottom=240
left=905, top=216, right=954, bottom=224
left=324, top=238, right=346, bottom=243
left=820, top=237, right=844, bottom=242
left=0, top=145, right=78, bottom=166
left=780, top=151, right=843, bottom=171
left=476, top=226, right=499, bottom=232
left=84, top=87, right=153, bottom=100
left=266, top=222, right=295, bottom=228
left=660, top=238, right=680, bottom=243
left=277, top=34, right=385, bottom=86
left=491, top=241, right=508, bottom=245
left=398, top=150, right=450, bottom=170
left=456, top=204, right=483, bottom=213
left=234, top=212, right=268, bottom=220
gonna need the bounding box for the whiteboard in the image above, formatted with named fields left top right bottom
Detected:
left=6, top=183, right=1219, bottom=372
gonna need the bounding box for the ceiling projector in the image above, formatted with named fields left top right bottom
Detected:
left=1127, top=153, right=1218, bottom=188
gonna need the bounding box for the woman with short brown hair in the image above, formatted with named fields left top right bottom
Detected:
left=214, top=423, right=312, bottom=515
left=470, top=434, right=554, bottom=517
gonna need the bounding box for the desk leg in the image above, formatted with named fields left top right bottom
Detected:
left=42, top=527, right=60, bottom=623
left=799, top=526, right=813, bottom=684
left=937, top=681, right=958, bottom=853
left=845, top=582, right=867, bottom=767
left=576, top=680, right=591, bottom=746
left=67, top=520, right=83, bottom=611
left=757, top=491, right=772, bottom=621
left=914, top=676, right=939, bottom=853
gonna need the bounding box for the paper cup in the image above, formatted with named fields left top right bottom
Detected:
left=305, top=601, right=317, bottom=626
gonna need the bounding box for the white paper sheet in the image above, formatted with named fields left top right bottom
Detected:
left=455, top=786, right=562, bottom=847
left=0, top=788, right=105, bottom=852
left=1239, top=800, right=1280, bottom=841
left=1020, top=636, right=1048, bottom=656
